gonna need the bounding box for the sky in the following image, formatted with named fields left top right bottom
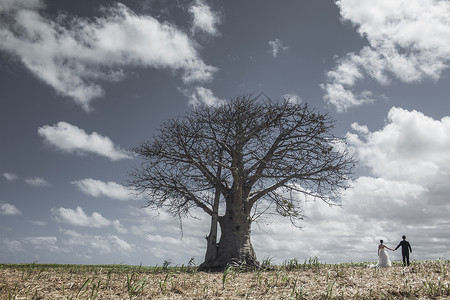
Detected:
left=1, top=0, right=450, bottom=266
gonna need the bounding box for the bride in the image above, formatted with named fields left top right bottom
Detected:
left=370, top=240, right=393, bottom=267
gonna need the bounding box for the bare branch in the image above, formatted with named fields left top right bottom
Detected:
left=130, top=94, right=355, bottom=226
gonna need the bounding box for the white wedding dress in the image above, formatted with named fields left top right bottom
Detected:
left=368, top=246, right=392, bottom=268
left=377, top=247, right=392, bottom=267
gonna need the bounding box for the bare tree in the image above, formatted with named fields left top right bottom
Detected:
left=130, top=95, right=355, bottom=270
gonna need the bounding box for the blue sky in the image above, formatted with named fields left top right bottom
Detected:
left=1, top=0, right=450, bottom=266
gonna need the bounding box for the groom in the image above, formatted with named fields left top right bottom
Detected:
left=395, top=235, right=412, bottom=266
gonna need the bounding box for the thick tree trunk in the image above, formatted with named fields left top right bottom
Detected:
left=199, top=204, right=259, bottom=271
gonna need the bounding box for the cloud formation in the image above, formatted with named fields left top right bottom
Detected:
left=25, top=177, right=51, bottom=187
left=23, top=236, right=59, bottom=252
left=0, top=202, right=22, bottom=216
left=128, top=207, right=207, bottom=260
left=38, top=122, right=132, bottom=161
left=189, top=0, right=221, bottom=35
left=71, top=178, right=139, bottom=201
left=60, top=229, right=133, bottom=255
left=186, top=86, right=225, bottom=106
left=2, top=230, right=134, bottom=261
left=51, top=206, right=112, bottom=228
left=0, top=1, right=217, bottom=110
left=0, top=239, right=24, bottom=253
left=323, top=0, right=450, bottom=111
left=2, top=172, right=18, bottom=181
left=347, top=107, right=450, bottom=184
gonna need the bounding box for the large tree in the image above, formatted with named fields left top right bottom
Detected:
left=130, top=95, right=354, bottom=270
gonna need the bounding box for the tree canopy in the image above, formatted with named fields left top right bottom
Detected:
left=130, top=95, right=355, bottom=269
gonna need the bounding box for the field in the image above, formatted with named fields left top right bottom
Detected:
left=1, top=258, right=449, bottom=299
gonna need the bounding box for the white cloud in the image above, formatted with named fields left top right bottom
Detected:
left=113, top=220, right=128, bottom=234
left=323, top=0, right=450, bottom=111
left=350, top=122, right=369, bottom=135
left=51, top=206, right=112, bottom=228
left=268, top=38, right=288, bottom=58
left=347, top=107, right=450, bottom=183
left=0, top=239, right=25, bottom=252
left=38, top=121, right=132, bottom=161
left=0, top=202, right=22, bottom=215
left=25, top=177, right=51, bottom=187
left=128, top=207, right=207, bottom=260
left=321, top=81, right=374, bottom=113
left=2, top=229, right=134, bottom=262
left=185, top=86, right=225, bottom=106
left=72, top=178, right=139, bottom=201
left=0, top=0, right=42, bottom=13
left=111, top=235, right=133, bottom=251
left=0, top=1, right=217, bottom=110
left=2, top=172, right=18, bottom=181
left=343, top=177, right=429, bottom=221
left=60, top=229, right=134, bottom=255
left=23, top=236, right=59, bottom=252
left=189, top=0, right=221, bottom=36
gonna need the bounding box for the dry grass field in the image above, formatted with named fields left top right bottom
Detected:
left=1, top=258, right=449, bottom=299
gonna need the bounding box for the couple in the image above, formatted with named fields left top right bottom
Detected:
left=373, top=235, right=412, bottom=267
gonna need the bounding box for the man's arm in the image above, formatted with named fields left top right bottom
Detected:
left=395, top=242, right=401, bottom=250
left=408, top=242, right=412, bottom=253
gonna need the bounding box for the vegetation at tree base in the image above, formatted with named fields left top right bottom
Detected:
left=130, top=95, right=355, bottom=270
left=1, top=259, right=449, bottom=299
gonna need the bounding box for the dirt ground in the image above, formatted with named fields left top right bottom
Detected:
left=1, top=260, right=449, bottom=299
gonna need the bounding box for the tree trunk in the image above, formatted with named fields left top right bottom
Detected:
left=199, top=204, right=259, bottom=271
left=199, top=210, right=219, bottom=270
left=199, top=149, right=223, bottom=271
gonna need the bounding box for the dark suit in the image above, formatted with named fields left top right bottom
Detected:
left=395, top=240, right=412, bottom=266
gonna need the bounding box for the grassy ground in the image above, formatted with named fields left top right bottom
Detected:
left=1, top=258, right=449, bottom=299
